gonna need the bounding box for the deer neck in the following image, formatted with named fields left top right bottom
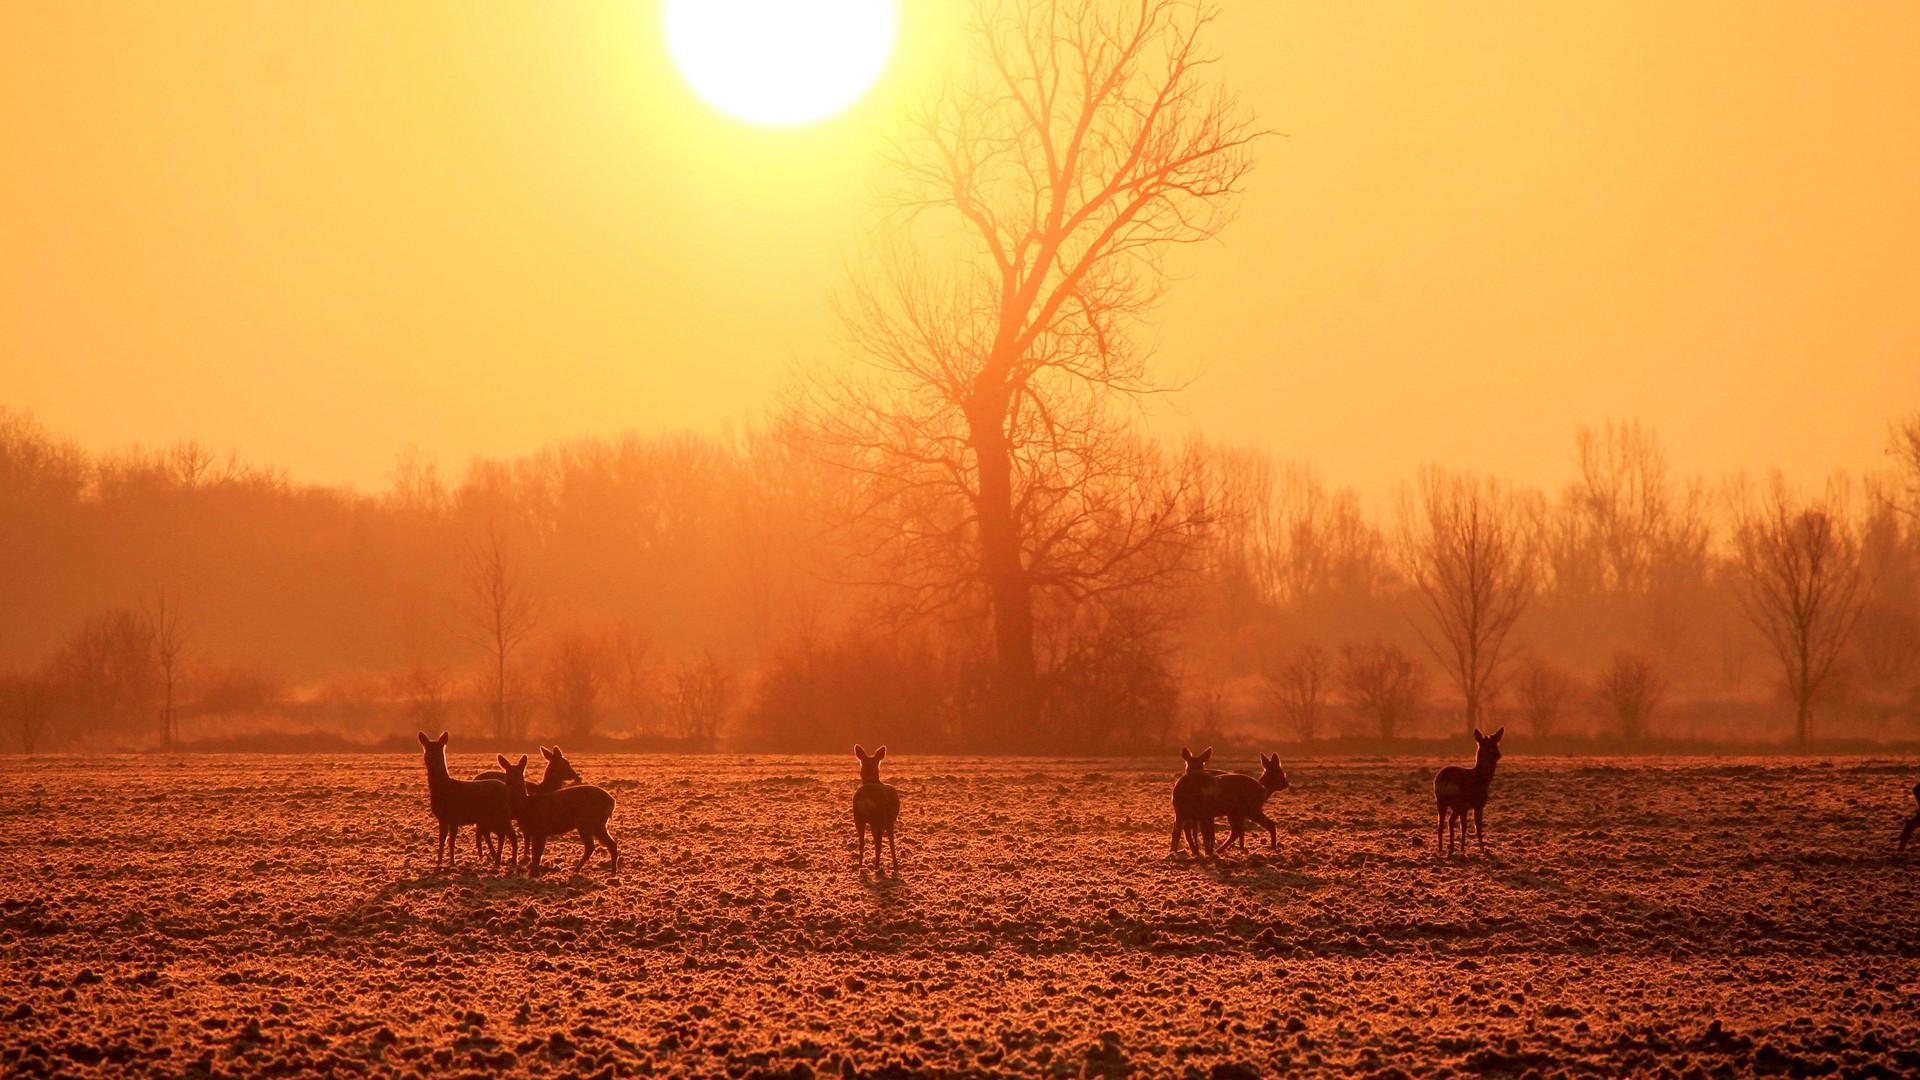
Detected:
left=1473, top=756, right=1498, bottom=787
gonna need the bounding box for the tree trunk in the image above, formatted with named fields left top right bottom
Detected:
left=970, top=411, right=1038, bottom=745
left=1796, top=698, right=1811, bottom=750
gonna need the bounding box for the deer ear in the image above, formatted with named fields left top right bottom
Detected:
left=436, top=731, right=449, bottom=746
left=516, top=754, right=529, bottom=768
left=1199, top=747, right=1214, bottom=763
left=854, top=744, right=868, bottom=760
left=1473, top=728, right=1485, bottom=743
left=874, top=746, right=887, bottom=760
left=497, top=754, right=511, bottom=769
left=1181, top=747, right=1194, bottom=763
left=1491, top=727, right=1505, bottom=742
left=542, top=746, right=557, bottom=760
left=417, top=732, right=430, bottom=747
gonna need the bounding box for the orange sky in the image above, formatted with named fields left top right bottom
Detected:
left=3, top=1, right=1916, bottom=503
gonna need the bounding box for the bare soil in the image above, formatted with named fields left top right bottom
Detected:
left=3, top=753, right=1918, bottom=1078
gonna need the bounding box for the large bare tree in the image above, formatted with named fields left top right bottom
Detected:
left=1399, top=469, right=1537, bottom=737
left=1731, top=475, right=1866, bottom=747
left=813, top=0, right=1261, bottom=736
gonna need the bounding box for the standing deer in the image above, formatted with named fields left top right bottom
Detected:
left=1217, top=753, right=1291, bottom=852
left=470, top=745, right=582, bottom=861
left=497, top=754, right=619, bottom=876
left=1171, top=746, right=1220, bottom=859
left=416, top=731, right=515, bottom=870
left=1435, top=727, right=1504, bottom=857
left=852, top=744, right=900, bottom=876
left=1900, top=783, right=1920, bottom=852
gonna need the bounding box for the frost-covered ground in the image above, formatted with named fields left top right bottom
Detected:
left=3, top=752, right=1919, bottom=1078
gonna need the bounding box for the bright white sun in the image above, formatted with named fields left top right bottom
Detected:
left=664, top=0, right=896, bottom=127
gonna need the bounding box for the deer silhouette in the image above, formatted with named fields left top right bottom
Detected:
left=416, top=731, right=515, bottom=870
left=471, top=745, right=582, bottom=861
left=1171, top=746, right=1220, bottom=859
left=1218, top=753, right=1291, bottom=852
left=1435, top=727, right=1503, bottom=857
left=497, top=754, right=618, bottom=876
left=852, top=744, right=900, bottom=876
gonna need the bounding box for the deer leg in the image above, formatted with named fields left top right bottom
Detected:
left=1473, top=806, right=1486, bottom=855
left=596, top=824, right=618, bottom=871
left=505, top=827, right=519, bottom=869
left=1902, top=815, right=1920, bottom=851
left=434, top=822, right=447, bottom=868
left=1254, top=811, right=1277, bottom=849
left=1170, top=819, right=1183, bottom=855
left=1202, top=818, right=1217, bottom=861
left=886, top=826, right=898, bottom=876
left=528, top=836, right=545, bottom=876
left=575, top=828, right=594, bottom=875
left=856, top=818, right=867, bottom=869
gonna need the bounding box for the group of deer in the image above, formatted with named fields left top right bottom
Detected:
left=416, top=731, right=620, bottom=876
left=1170, top=726, right=1506, bottom=860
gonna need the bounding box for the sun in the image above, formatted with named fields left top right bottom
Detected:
left=664, top=0, right=896, bottom=127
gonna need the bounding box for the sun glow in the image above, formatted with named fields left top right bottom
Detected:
left=664, top=0, right=895, bottom=127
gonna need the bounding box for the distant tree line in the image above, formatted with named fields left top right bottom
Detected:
left=2, top=407, right=1917, bottom=753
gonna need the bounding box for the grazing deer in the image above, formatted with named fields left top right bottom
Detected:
left=1901, top=783, right=1920, bottom=852
left=1435, top=727, right=1503, bottom=857
left=1171, top=746, right=1220, bottom=859
left=471, top=745, right=582, bottom=861
left=852, top=744, right=900, bottom=876
left=417, top=731, right=516, bottom=870
left=497, top=754, right=619, bottom=876
left=1218, top=753, right=1291, bottom=852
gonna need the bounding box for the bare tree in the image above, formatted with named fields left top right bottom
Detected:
left=543, top=628, right=613, bottom=743
left=1265, top=641, right=1330, bottom=742
left=1513, top=652, right=1580, bottom=739
left=1598, top=650, right=1665, bottom=741
left=811, top=0, right=1261, bottom=737
left=1890, top=412, right=1920, bottom=520
left=1400, top=468, right=1537, bottom=738
left=143, top=590, right=187, bottom=750
left=392, top=663, right=454, bottom=731
left=1338, top=639, right=1428, bottom=741
left=1731, top=475, right=1867, bottom=747
left=466, top=520, right=539, bottom=742
left=668, top=652, right=733, bottom=748
left=2, top=667, right=58, bottom=753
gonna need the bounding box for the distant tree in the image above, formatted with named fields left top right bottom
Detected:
left=667, top=652, right=733, bottom=747
left=1890, top=412, right=1920, bottom=520
left=465, top=521, right=539, bottom=742
left=1399, top=468, right=1537, bottom=737
left=1598, top=650, right=1665, bottom=741
left=56, top=608, right=156, bottom=740
left=392, top=663, right=454, bottom=730
left=1338, top=639, right=1428, bottom=740
left=2, top=667, right=59, bottom=753
left=1731, top=475, right=1867, bottom=747
left=143, top=591, right=187, bottom=749
left=1266, top=641, right=1331, bottom=742
left=1513, top=652, right=1581, bottom=739
left=812, top=0, right=1261, bottom=739
left=543, top=629, right=613, bottom=743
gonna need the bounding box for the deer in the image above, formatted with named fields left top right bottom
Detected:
left=1900, top=783, right=1920, bottom=852
left=416, top=731, right=516, bottom=870
left=1435, top=727, right=1503, bottom=857
left=496, top=754, right=618, bottom=876
left=852, top=744, right=900, bottom=876
left=469, top=745, right=583, bottom=862
left=1217, top=753, right=1291, bottom=852
left=1171, top=746, right=1220, bottom=859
